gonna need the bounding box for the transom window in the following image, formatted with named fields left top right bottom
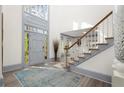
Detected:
left=24, top=25, right=48, bottom=34
left=24, top=5, right=48, bottom=20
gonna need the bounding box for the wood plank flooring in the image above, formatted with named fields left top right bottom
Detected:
left=3, top=62, right=111, bottom=87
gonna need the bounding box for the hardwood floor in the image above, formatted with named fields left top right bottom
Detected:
left=3, top=62, right=111, bottom=87
left=3, top=70, right=21, bottom=87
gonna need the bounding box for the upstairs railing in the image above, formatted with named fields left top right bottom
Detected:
left=64, top=11, right=113, bottom=69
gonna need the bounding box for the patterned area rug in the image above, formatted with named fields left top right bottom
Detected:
left=14, top=67, right=82, bottom=87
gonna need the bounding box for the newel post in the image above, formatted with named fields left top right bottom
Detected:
left=64, top=45, right=70, bottom=70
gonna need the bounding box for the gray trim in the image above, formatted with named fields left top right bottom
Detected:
left=60, top=33, right=79, bottom=38
left=3, top=58, right=55, bottom=73
left=1, top=12, right=4, bottom=74
left=70, top=66, right=111, bottom=84
left=48, top=5, right=50, bottom=59
left=22, top=6, right=25, bottom=68
left=22, top=6, right=49, bottom=67
left=47, top=58, right=54, bottom=62
left=0, top=78, right=4, bottom=87
left=23, top=10, right=48, bottom=31
left=60, top=28, right=91, bottom=38
left=25, top=58, right=56, bottom=66
left=47, top=57, right=61, bottom=62
left=3, top=64, right=23, bottom=72
left=29, top=62, right=45, bottom=66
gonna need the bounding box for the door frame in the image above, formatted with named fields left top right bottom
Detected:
left=22, top=5, right=50, bottom=68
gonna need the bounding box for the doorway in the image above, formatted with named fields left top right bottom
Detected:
left=23, top=5, right=49, bottom=66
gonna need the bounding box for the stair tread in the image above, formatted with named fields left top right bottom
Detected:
left=73, top=58, right=79, bottom=61
left=68, top=61, right=75, bottom=64
left=83, top=52, right=91, bottom=55
left=96, top=43, right=108, bottom=45
left=89, top=48, right=99, bottom=50
left=84, top=52, right=91, bottom=54
left=74, top=59, right=79, bottom=61
left=105, top=37, right=114, bottom=39
left=78, top=55, right=85, bottom=58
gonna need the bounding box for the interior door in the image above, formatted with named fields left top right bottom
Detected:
left=29, top=32, right=44, bottom=65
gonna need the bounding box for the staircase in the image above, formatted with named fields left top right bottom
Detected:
left=62, top=11, right=114, bottom=83
left=64, top=11, right=113, bottom=69
left=74, top=37, right=114, bottom=66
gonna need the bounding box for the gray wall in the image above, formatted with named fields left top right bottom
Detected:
left=0, top=6, right=3, bottom=79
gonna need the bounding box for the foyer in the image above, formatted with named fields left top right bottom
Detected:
left=0, top=5, right=116, bottom=87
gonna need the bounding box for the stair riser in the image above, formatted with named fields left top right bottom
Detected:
left=98, top=43, right=113, bottom=51
left=83, top=54, right=91, bottom=56
left=79, top=51, right=99, bottom=63
left=105, top=39, right=114, bottom=44
left=90, top=50, right=99, bottom=54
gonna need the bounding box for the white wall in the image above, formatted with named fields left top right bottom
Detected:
left=49, top=5, right=114, bottom=58
left=77, top=46, right=114, bottom=76
left=2, top=6, right=22, bottom=66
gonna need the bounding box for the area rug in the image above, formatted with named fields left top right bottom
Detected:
left=14, top=67, right=82, bottom=87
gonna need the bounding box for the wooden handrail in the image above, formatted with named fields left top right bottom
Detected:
left=66, top=11, right=113, bottom=50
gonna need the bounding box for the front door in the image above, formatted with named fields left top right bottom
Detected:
left=29, top=32, right=44, bottom=65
